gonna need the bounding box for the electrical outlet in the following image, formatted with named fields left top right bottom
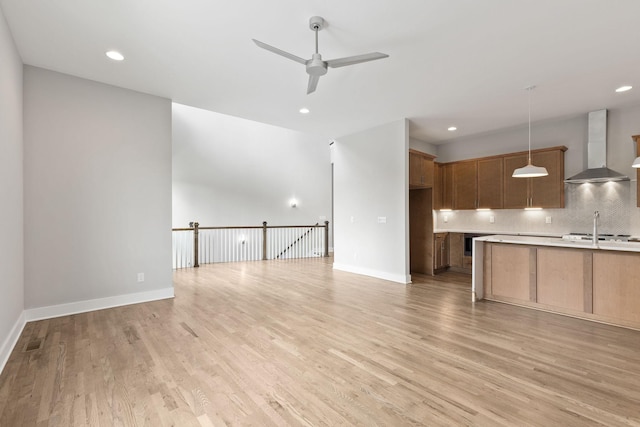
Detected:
left=443, top=215, right=449, bottom=223
left=137, top=273, right=144, bottom=283
left=377, top=216, right=387, bottom=223
left=546, top=216, right=552, bottom=224
left=489, top=215, right=495, bottom=224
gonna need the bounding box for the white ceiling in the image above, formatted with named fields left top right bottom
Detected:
left=3, top=0, right=640, bottom=144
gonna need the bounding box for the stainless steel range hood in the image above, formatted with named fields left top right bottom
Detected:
left=565, top=109, right=629, bottom=183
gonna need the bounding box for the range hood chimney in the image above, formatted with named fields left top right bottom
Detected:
left=565, top=109, right=629, bottom=183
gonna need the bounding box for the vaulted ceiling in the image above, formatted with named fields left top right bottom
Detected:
left=3, top=0, right=640, bottom=143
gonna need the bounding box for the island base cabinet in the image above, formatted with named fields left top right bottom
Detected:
left=593, top=252, right=640, bottom=324
left=483, top=242, right=640, bottom=331
left=489, top=244, right=533, bottom=301
left=536, top=248, right=592, bottom=313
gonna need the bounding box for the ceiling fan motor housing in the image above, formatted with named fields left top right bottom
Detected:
left=306, top=53, right=327, bottom=76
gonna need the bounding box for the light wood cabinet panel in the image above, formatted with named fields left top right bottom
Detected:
left=536, top=248, right=590, bottom=312
left=453, top=161, right=477, bottom=210
left=477, top=157, right=504, bottom=209
left=484, top=242, right=640, bottom=330
left=490, top=244, right=532, bottom=301
left=593, top=252, right=640, bottom=324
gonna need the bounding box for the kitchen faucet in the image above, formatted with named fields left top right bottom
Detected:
left=593, top=210, right=600, bottom=246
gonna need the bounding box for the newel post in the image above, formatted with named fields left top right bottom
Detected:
left=324, top=220, right=330, bottom=257
left=262, top=221, right=268, bottom=260
left=192, top=221, right=200, bottom=267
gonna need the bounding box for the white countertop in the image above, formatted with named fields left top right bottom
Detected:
left=475, top=234, right=640, bottom=253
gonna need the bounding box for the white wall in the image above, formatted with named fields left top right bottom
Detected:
left=172, top=103, right=331, bottom=229
left=23, top=66, right=173, bottom=309
left=434, top=105, right=640, bottom=235
left=333, top=119, right=410, bottom=284
left=0, top=6, right=24, bottom=371
left=409, top=137, right=438, bottom=157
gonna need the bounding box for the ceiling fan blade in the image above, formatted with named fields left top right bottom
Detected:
left=307, top=75, right=320, bottom=94
left=326, top=52, right=389, bottom=68
left=252, top=39, right=307, bottom=65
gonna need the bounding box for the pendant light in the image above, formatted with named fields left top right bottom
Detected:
left=632, top=157, right=640, bottom=168
left=512, top=86, right=548, bottom=178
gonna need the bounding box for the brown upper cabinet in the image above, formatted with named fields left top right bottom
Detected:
left=503, top=147, right=567, bottom=209
left=477, top=157, right=504, bottom=209
left=434, top=162, right=453, bottom=210
left=452, top=161, right=478, bottom=209
left=435, top=146, right=566, bottom=210
left=409, top=150, right=436, bottom=189
left=451, top=157, right=504, bottom=210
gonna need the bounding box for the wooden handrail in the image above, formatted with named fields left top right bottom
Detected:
left=171, top=220, right=330, bottom=267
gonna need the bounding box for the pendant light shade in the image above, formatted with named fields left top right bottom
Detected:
left=513, top=86, right=548, bottom=178
left=632, top=156, right=640, bottom=168
left=512, top=162, right=549, bottom=178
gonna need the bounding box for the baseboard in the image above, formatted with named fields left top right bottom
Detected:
left=332, top=263, right=411, bottom=284
left=0, top=311, right=27, bottom=376
left=24, top=287, right=175, bottom=322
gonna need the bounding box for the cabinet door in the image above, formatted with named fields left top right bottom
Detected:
left=433, top=163, right=442, bottom=210
left=441, top=163, right=454, bottom=209
left=409, top=152, right=424, bottom=188
left=530, top=150, right=564, bottom=208
left=421, top=157, right=434, bottom=187
left=503, top=154, right=529, bottom=208
left=434, top=233, right=449, bottom=270
left=452, top=161, right=478, bottom=210
left=409, top=152, right=435, bottom=189
left=477, top=157, right=504, bottom=209
left=449, top=232, right=464, bottom=268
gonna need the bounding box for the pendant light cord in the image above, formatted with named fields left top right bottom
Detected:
left=527, top=85, right=535, bottom=165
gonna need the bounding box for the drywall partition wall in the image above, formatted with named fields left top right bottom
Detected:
left=409, top=138, right=437, bottom=157
left=172, top=103, right=331, bottom=229
left=436, top=114, right=586, bottom=177
left=23, top=66, right=173, bottom=313
left=0, top=6, right=25, bottom=372
left=333, top=119, right=410, bottom=284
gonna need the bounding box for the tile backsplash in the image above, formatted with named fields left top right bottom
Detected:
left=435, top=181, right=640, bottom=237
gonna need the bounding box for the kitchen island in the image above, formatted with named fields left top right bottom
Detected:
left=472, top=235, right=640, bottom=330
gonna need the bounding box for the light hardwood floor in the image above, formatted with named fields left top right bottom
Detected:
left=2, top=257, right=640, bottom=426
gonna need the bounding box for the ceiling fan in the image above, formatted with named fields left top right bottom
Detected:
left=252, top=16, right=389, bottom=94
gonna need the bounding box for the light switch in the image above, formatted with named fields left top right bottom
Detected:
left=443, top=215, right=449, bottom=223
left=546, top=216, right=552, bottom=224
left=489, top=215, right=495, bottom=223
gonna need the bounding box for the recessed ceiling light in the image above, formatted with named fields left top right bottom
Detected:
left=615, top=85, right=632, bottom=93
left=299, top=108, right=310, bottom=114
left=448, top=126, right=457, bottom=131
left=105, top=50, right=125, bottom=61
